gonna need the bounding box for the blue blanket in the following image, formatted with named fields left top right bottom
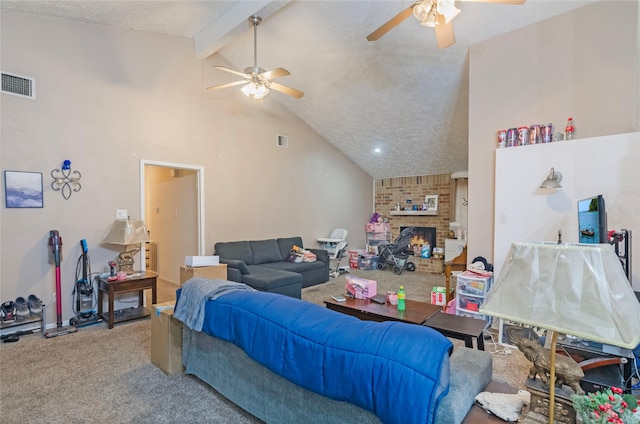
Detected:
left=179, top=290, right=453, bottom=424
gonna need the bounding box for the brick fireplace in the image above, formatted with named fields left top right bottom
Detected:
left=374, top=173, right=451, bottom=274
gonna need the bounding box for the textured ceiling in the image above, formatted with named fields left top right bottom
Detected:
left=1, top=0, right=597, bottom=178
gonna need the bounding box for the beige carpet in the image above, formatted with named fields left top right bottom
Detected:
left=0, top=269, right=534, bottom=423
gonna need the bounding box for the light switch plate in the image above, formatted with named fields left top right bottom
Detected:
left=116, top=209, right=128, bottom=219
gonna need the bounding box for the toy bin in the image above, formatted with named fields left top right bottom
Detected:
left=358, top=254, right=379, bottom=270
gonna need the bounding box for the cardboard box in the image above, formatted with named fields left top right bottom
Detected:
left=431, top=286, right=447, bottom=306
left=185, top=255, right=219, bottom=267
left=150, top=301, right=183, bottom=375
left=349, top=250, right=362, bottom=269
left=179, top=264, right=227, bottom=285
left=346, top=275, right=377, bottom=299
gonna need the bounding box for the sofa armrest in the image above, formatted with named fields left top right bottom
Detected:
left=307, top=248, right=329, bottom=263
left=220, top=258, right=250, bottom=274
left=226, top=267, right=242, bottom=282
left=435, top=348, right=492, bottom=424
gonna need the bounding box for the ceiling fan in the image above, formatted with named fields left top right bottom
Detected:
left=207, top=15, right=303, bottom=99
left=367, top=0, right=526, bottom=49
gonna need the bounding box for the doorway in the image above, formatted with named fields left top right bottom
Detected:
left=140, top=160, right=205, bottom=285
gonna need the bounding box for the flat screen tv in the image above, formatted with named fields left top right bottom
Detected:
left=578, top=195, right=607, bottom=244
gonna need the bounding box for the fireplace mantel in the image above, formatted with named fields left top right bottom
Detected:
left=389, top=210, right=438, bottom=216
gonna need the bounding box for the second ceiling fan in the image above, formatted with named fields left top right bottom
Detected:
left=367, top=0, right=526, bottom=49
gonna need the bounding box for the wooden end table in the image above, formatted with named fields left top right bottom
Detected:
left=97, top=271, right=157, bottom=329
left=423, top=311, right=487, bottom=350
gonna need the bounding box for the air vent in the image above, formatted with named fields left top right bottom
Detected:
left=277, top=134, right=288, bottom=148
left=2, top=72, right=35, bottom=99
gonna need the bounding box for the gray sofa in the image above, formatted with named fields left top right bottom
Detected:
left=183, top=327, right=492, bottom=424
left=214, top=236, right=329, bottom=299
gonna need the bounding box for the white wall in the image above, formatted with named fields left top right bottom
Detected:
left=468, top=1, right=639, bottom=267
left=494, top=133, right=640, bottom=290
left=0, top=12, right=373, bottom=326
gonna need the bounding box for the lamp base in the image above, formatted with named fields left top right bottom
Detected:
left=117, top=248, right=139, bottom=275
left=525, top=378, right=576, bottom=424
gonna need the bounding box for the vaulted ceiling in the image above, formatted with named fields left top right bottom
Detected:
left=1, top=1, right=596, bottom=178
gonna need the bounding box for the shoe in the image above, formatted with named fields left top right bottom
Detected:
left=27, top=295, right=42, bottom=316
left=15, top=297, right=29, bottom=320
left=1, top=301, right=16, bottom=323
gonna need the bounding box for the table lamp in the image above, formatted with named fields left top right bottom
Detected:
left=480, top=241, right=640, bottom=424
left=103, top=219, right=151, bottom=274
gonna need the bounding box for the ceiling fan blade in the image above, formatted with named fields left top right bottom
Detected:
left=260, top=68, right=291, bottom=80
left=269, top=82, right=304, bottom=99
left=459, top=0, right=525, bottom=4
left=435, top=14, right=455, bottom=49
left=213, top=66, right=251, bottom=78
left=367, top=3, right=416, bottom=41
left=207, top=80, right=248, bottom=91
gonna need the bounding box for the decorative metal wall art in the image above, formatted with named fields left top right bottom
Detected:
left=51, top=160, right=81, bottom=200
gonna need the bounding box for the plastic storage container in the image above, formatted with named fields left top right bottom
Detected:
left=455, top=271, right=493, bottom=326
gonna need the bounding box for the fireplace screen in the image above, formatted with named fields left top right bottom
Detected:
left=400, top=227, right=437, bottom=255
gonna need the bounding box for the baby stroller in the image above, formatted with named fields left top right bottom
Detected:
left=377, top=227, right=416, bottom=275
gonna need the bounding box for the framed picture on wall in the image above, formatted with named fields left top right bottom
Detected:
left=4, top=170, right=44, bottom=208
left=424, top=195, right=438, bottom=212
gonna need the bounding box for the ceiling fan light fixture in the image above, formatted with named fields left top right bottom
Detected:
left=254, top=84, right=270, bottom=99
left=241, top=82, right=257, bottom=97
left=437, top=0, right=461, bottom=24
left=241, top=81, right=270, bottom=99
left=420, top=9, right=439, bottom=27
left=412, top=0, right=433, bottom=22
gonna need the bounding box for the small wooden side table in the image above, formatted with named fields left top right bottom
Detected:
left=97, top=271, right=157, bottom=329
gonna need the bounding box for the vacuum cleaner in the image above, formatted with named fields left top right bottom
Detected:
left=44, top=230, right=77, bottom=338
left=69, top=239, right=102, bottom=328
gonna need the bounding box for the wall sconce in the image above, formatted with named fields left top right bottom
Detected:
left=539, top=167, right=562, bottom=189
left=51, top=160, right=81, bottom=200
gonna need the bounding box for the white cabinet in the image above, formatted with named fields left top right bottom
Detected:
left=456, top=271, right=492, bottom=326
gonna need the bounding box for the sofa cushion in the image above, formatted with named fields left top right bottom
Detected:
left=260, top=260, right=327, bottom=274
left=215, top=241, right=254, bottom=265
left=250, top=239, right=284, bottom=264
left=277, top=237, right=303, bottom=259
left=242, top=266, right=302, bottom=291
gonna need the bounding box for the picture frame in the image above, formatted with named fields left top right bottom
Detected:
left=424, top=194, right=438, bottom=212
left=4, top=170, right=44, bottom=208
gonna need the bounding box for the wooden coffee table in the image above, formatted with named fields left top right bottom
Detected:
left=325, top=297, right=486, bottom=350
left=324, top=297, right=440, bottom=325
